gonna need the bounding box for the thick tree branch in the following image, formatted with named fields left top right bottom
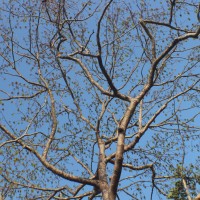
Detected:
left=59, top=55, right=130, bottom=101
left=0, top=124, right=98, bottom=187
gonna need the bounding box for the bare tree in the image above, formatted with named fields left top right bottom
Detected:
left=0, top=0, right=200, bottom=199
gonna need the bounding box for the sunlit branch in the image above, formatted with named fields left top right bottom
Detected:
left=59, top=55, right=130, bottom=101
left=0, top=89, right=46, bottom=101
left=125, top=79, right=200, bottom=151
left=0, top=124, right=98, bottom=186
left=70, top=152, right=94, bottom=177
left=182, top=178, right=192, bottom=200
left=140, top=19, right=156, bottom=61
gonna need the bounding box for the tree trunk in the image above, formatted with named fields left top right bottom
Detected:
left=102, top=190, right=115, bottom=200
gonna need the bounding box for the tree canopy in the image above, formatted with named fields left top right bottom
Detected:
left=0, top=0, right=200, bottom=199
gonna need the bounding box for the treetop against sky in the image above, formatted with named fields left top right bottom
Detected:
left=0, top=0, right=200, bottom=199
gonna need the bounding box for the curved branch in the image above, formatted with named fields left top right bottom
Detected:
left=0, top=124, right=98, bottom=187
